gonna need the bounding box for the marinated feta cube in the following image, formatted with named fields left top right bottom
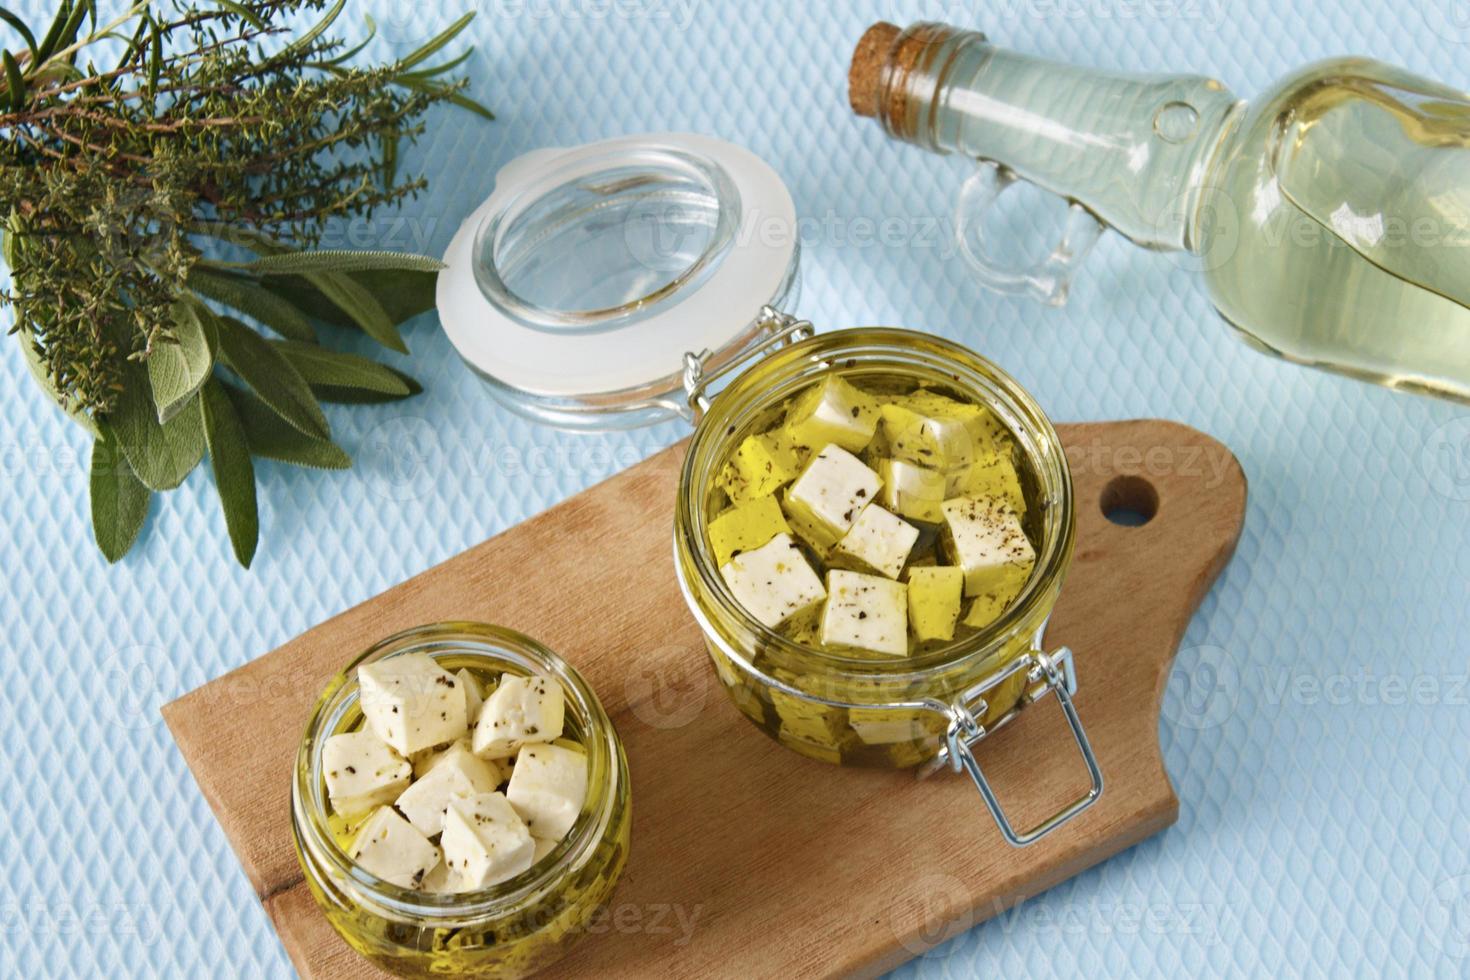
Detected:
left=707, top=495, right=792, bottom=566
left=395, top=741, right=502, bottom=836
left=778, top=604, right=823, bottom=646
left=848, top=707, right=931, bottom=747
left=441, top=792, right=537, bottom=889
left=961, top=562, right=1033, bottom=629
left=880, top=393, right=987, bottom=475
left=819, top=570, right=908, bottom=657
left=831, top=504, right=919, bottom=579
left=942, top=496, right=1035, bottom=597
left=877, top=458, right=947, bottom=524
left=506, top=742, right=589, bottom=842
left=421, top=859, right=459, bottom=894
left=770, top=683, right=848, bottom=744
left=899, top=389, right=1000, bottom=442
left=472, top=674, right=565, bottom=760
left=457, top=669, right=485, bottom=734
left=718, top=430, right=804, bottom=505
left=349, top=805, right=441, bottom=890
left=327, top=808, right=376, bottom=853
left=782, top=445, right=882, bottom=550
left=946, top=450, right=1026, bottom=514
left=906, top=565, right=965, bottom=642
left=358, top=653, right=468, bottom=756
left=718, top=532, right=826, bottom=628
left=783, top=376, right=880, bottom=454
left=323, top=730, right=410, bottom=816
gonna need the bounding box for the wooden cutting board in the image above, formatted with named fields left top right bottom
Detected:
left=163, top=419, right=1246, bottom=979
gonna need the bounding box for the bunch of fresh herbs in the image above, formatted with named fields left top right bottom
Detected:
left=0, top=0, right=490, bottom=565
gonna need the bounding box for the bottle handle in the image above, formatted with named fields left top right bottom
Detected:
left=954, top=161, right=1106, bottom=307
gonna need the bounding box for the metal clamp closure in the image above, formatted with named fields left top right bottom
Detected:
left=681, top=305, right=813, bottom=421
left=931, top=647, right=1103, bottom=846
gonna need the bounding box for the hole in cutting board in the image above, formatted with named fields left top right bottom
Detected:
left=1101, top=475, right=1158, bottom=527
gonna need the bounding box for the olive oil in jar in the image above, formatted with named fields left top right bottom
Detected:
left=701, top=369, right=1042, bottom=766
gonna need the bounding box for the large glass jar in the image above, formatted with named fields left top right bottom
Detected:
left=672, top=325, right=1101, bottom=845
left=290, top=622, right=630, bottom=978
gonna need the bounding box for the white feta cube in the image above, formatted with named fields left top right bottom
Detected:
left=457, top=668, right=485, bottom=734
left=441, top=792, right=537, bottom=889
left=471, top=674, right=565, bottom=760
left=782, top=444, right=883, bottom=549
left=358, top=653, right=468, bottom=756
left=718, top=532, right=826, bottom=628
left=819, top=570, right=908, bottom=657
left=394, top=741, right=502, bottom=836
left=348, top=805, right=441, bottom=890
left=831, top=504, right=919, bottom=579
left=413, top=738, right=508, bottom=783
left=506, top=742, right=589, bottom=843
left=941, top=496, right=1037, bottom=596
left=323, top=730, right=410, bottom=816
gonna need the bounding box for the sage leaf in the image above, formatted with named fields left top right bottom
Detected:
left=313, top=367, right=422, bottom=405
left=272, top=340, right=411, bottom=396
left=301, top=269, right=406, bottom=352
left=224, top=383, right=350, bottom=470
left=213, top=316, right=330, bottom=439
left=192, top=225, right=437, bottom=328
left=200, top=380, right=258, bottom=568
left=188, top=266, right=316, bottom=342
left=110, top=362, right=206, bottom=491
left=239, top=250, right=445, bottom=276
left=270, top=267, right=437, bottom=328
left=89, top=431, right=151, bottom=563
left=147, top=300, right=215, bottom=423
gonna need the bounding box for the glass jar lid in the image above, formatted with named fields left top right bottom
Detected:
left=437, top=133, right=800, bottom=430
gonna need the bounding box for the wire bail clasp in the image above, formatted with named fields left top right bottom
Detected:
left=935, top=646, right=1104, bottom=846
left=681, top=305, right=813, bottom=422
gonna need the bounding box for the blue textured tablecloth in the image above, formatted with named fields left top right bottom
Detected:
left=3, top=1, right=1469, bottom=976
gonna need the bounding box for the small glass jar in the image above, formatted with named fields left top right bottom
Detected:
left=437, top=134, right=1101, bottom=846
left=290, top=622, right=630, bottom=978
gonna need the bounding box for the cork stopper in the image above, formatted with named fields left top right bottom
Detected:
left=847, top=21, right=900, bottom=117
left=848, top=21, right=949, bottom=142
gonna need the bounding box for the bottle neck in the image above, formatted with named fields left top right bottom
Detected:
left=864, top=24, right=1240, bottom=252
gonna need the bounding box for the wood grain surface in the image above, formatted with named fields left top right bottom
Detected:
left=163, top=419, right=1247, bottom=979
